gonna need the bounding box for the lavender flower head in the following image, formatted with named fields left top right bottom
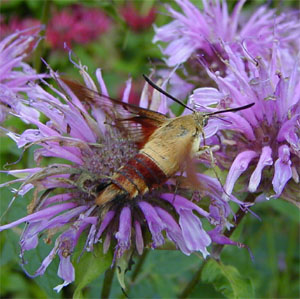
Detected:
left=0, top=27, right=45, bottom=122
left=0, top=52, right=248, bottom=291
left=153, top=0, right=300, bottom=71
left=191, top=42, right=300, bottom=206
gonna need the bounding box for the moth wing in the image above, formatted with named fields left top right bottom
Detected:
left=61, top=78, right=168, bottom=148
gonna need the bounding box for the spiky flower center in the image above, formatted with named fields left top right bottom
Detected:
left=82, top=128, right=138, bottom=177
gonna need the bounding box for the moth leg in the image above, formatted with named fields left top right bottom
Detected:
left=173, top=170, right=185, bottom=203
left=195, top=145, right=219, bottom=159
left=195, top=145, right=230, bottom=200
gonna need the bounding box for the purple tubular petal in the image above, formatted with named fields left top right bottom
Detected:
left=42, top=193, right=73, bottom=207
left=23, top=240, right=59, bottom=278
left=86, top=224, right=97, bottom=252
left=248, top=146, right=273, bottom=192
left=34, top=147, right=84, bottom=165
left=95, top=210, right=115, bottom=240
left=190, top=87, right=224, bottom=107
left=155, top=206, right=191, bottom=255
left=0, top=203, right=77, bottom=232
left=178, top=208, right=211, bottom=258
left=57, top=253, right=75, bottom=284
left=225, top=113, right=256, bottom=141
left=54, top=251, right=75, bottom=292
left=19, top=206, right=88, bottom=253
left=208, top=228, right=243, bottom=247
left=161, top=193, right=210, bottom=218
left=203, top=118, right=224, bottom=138
left=224, top=150, right=258, bottom=199
left=138, top=201, right=165, bottom=247
left=17, top=184, right=34, bottom=196
left=53, top=281, right=72, bottom=293
left=103, top=233, right=111, bottom=254
left=6, top=167, right=42, bottom=176
left=139, top=80, right=150, bottom=109
left=115, top=207, right=132, bottom=258
left=208, top=194, right=236, bottom=226
left=208, top=228, right=253, bottom=260
left=134, top=220, right=144, bottom=255
left=95, top=68, right=109, bottom=96
left=24, top=206, right=88, bottom=239
left=20, top=223, right=40, bottom=251
left=122, top=78, right=132, bottom=103
left=160, top=194, right=211, bottom=257
left=272, top=145, right=292, bottom=197
left=80, top=68, right=98, bottom=92
left=58, top=79, right=87, bottom=112
left=277, top=115, right=300, bottom=152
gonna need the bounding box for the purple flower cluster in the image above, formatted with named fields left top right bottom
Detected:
left=0, top=27, right=45, bottom=122
left=0, top=45, right=243, bottom=290
left=154, top=0, right=299, bottom=204
left=153, top=0, right=300, bottom=73
left=0, top=0, right=299, bottom=293
left=191, top=43, right=300, bottom=204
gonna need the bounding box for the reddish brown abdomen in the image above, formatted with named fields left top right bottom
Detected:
left=96, top=153, right=168, bottom=206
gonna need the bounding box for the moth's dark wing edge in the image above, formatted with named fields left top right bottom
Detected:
left=61, top=78, right=168, bottom=148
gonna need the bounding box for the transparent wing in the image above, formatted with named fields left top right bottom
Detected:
left=61, top=78, right=168, bottom=148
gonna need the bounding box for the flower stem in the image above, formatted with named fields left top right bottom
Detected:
left=119, top=250, right=149, bottom=299
left=34, top=0, right=52, bottom=72
left=131, top=250, right=149, bottom=282
left=101, top=266, right=115, bottom=299
left=178, top=258, right=207, bottom=299
left=178, top=193, right=257, bottom=298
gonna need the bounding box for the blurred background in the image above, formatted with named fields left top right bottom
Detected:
left=0, top=0, right=299, bottom=298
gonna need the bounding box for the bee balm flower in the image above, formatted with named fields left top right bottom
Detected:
left=0, top=57, right=245, bottom=291
left=153, top=0, right=300, bottom=71
left=0, top=28, right=45, bottom=121
left=191, top=43, right=300, bottom=205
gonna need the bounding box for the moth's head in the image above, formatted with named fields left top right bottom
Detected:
left=191, top=112, right=209, bottom=136
left=193, top=112, right=209, bottom=126
left=202, top=114, right=209, bottom=127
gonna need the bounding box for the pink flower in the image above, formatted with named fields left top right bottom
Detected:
left=0, top=28, right=45, bottom=122
left=0, top=15, right=41, bottom=38
left=121, top=3, right=156, bottom=32
left=46, top=5, right=110, bottom=50
left=153, top=0, right=300, bottom=71
left=191, top=42, right=300, bottom=204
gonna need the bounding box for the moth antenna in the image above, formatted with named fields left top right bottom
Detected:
left=210, top=115, right=232, bottom=124
left=205, top=102, right=254, bottom=116
left=143, top=74, right=194, bottom=112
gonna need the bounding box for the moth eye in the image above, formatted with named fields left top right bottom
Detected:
left=203, top=118, right=208, bottom=127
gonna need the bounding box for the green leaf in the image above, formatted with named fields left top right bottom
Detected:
left=116, top=249, right=133, bottom=291
left=72, top=243, right=112, bottom=298
left=52, top=0, right=79, bottom=7
left=202, top=259, right=254, bottom=298
left=26, top=0, right=42, bottom=11
left=266, top=199, right=300, bottom=223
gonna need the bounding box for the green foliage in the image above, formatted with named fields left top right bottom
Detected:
left=0, top=0, right=299, bottom=298
left=73, top=240, right=113, bottom=298
left=115, top=249, right=132, bottom=291
left=202, top=259, right=254, bottom=298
